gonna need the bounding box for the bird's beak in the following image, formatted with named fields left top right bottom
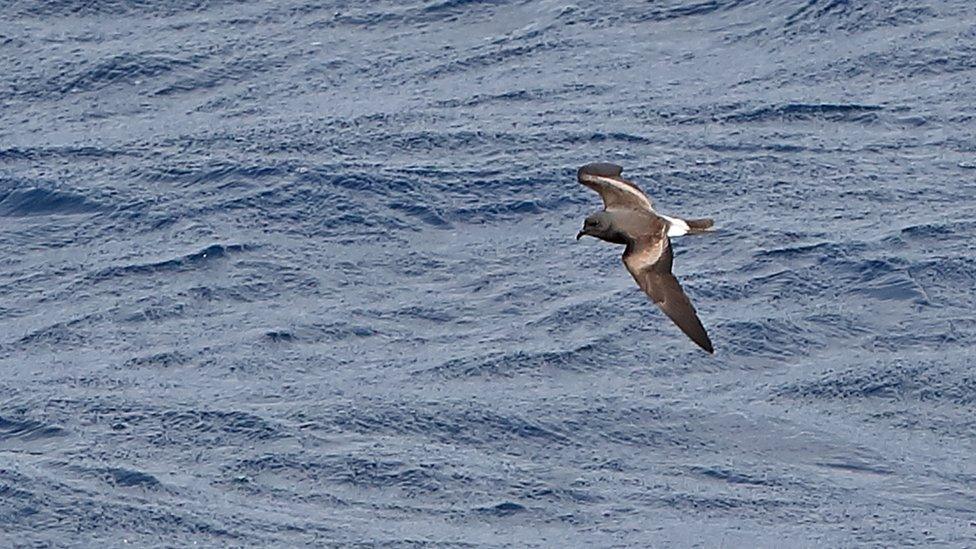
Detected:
left=576, top=230, right=586, bottom=240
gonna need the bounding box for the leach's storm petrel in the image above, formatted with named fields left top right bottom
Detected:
left=575, top=162, right=715, bottom=353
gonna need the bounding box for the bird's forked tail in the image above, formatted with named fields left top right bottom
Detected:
left=684, top=218, right=714, bottom=234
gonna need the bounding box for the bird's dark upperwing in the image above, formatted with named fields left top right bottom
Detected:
left=623, top=237, right=714, bottom=354
left=578, top=163, right=654, bottom=212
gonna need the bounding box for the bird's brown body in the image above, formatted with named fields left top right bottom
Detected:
left=575, top=163, right=715, bottom=353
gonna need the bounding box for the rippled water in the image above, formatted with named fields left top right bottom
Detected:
left=2, top=1, right=976, bottom=546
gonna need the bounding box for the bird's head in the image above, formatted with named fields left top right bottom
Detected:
left=576, top=212, right=612, bottom=241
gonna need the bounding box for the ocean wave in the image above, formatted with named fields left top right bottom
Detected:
left=0, top=186, right=106, bottom=217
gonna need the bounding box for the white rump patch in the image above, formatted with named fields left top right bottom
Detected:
left=661, top=215, right=690, bottom=237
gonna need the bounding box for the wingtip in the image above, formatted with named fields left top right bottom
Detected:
left=577, top=162, right=624, bottom=180
left=698, top=338, right=715, bottom=354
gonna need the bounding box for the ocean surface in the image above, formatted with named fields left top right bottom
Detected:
left=2, top=1, right=975, bottom=547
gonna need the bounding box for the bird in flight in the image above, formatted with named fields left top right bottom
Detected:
left=575, top=162, right=715, bottom=353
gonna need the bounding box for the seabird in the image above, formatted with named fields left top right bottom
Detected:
left=575, top=162, right=715, bottom=353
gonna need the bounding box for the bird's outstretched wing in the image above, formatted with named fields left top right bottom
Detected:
left=578, top=163, right=654, bottom=212
left=622, top=236, right=714, bottom=353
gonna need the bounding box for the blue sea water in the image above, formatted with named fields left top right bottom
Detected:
left=2, top=1, right=976, bottom=546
